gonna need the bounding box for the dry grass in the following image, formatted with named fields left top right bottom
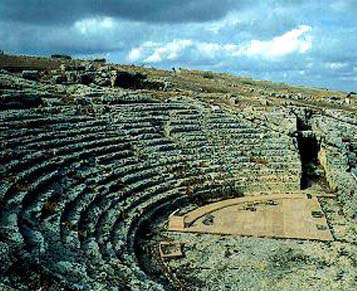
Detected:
left=0, top=54, right=77, bottom=72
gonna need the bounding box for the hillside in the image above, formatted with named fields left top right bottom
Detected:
left=0, top=54, right=356, bottom=290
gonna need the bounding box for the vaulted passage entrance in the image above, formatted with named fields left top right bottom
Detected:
left=297, top=132, right=321, bottom=189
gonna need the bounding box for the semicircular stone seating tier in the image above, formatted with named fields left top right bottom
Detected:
left=0, top=97, right=302, bottom=290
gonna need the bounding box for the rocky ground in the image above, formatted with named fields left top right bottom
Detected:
left=0, top=54, right=356, bottom=290
left=139, top=196, right=357, bottom=291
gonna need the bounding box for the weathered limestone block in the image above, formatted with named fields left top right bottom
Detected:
left=22, top=70, right=40, bottom=81
left=51, top=74, right=67, bottom=84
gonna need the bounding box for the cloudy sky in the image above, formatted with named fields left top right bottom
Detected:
left=1, top=0, right=356, bottom=92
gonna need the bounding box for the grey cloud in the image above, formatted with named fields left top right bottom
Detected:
left=1, top=0, right=357, bottom=92
left=0, top=0, right=249, bottom=25
left=0, top=20, right=125, bottom=56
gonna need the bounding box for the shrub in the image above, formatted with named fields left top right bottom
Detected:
left=202, top=71, right=215, bottom=79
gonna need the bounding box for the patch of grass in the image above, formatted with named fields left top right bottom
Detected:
left=201, top=71, right=215, bottom=79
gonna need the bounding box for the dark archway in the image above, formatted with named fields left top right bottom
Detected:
left=297, top=132, right=320, bottom=189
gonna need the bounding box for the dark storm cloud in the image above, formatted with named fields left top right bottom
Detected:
left=1, top=0, right=357, bottom=91
left=0, top=0, right=249, bottom=25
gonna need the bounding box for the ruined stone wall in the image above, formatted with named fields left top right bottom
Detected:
left=312, top=111, right=357, bottom=219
